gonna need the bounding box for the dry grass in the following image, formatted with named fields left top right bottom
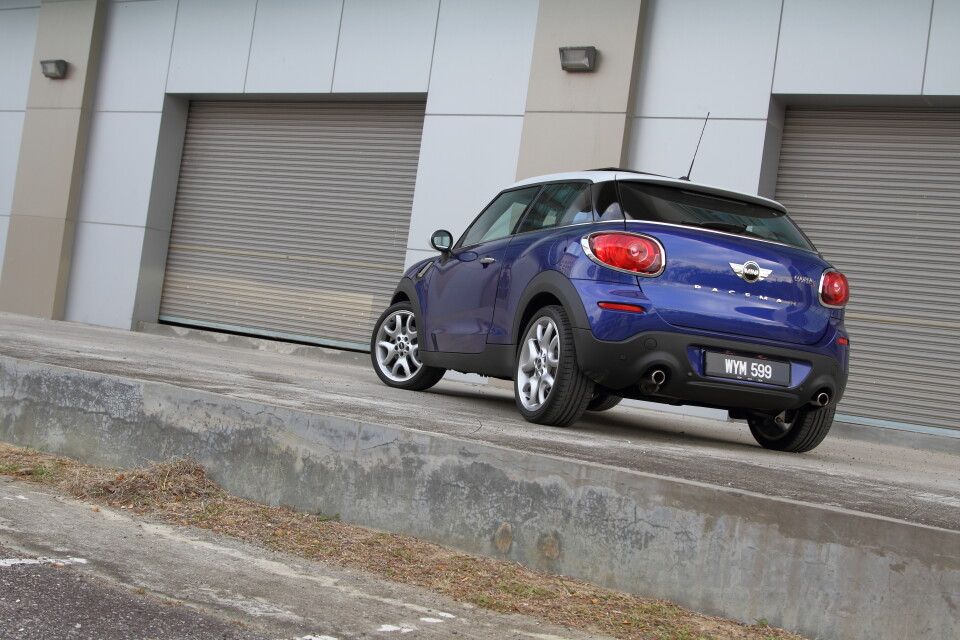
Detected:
left=0, top=443, right=804, bottom=640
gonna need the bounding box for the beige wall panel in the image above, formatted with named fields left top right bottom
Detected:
left=524, top=0, right=643, bottom=114
left=516, top=112, right=630, bottom=179
left=10, top=107, right=83, bottom=220
left=0, top=215, right=73, bottom=318
left=26, top=0, right=100, bottom=110
left=517, top=0, right=644, bottom=179
left=0, top=0, right=103, bottom=319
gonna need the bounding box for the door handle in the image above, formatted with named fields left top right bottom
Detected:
left=479, top=256, right=496, bottom=265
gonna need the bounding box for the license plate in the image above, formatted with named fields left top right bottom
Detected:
left=703, top=351, right=790, bottom=386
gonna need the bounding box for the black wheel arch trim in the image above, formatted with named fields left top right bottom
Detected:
left=389, top=278, right=425, bottom=343
left=511, top=270, right=591, bottom=346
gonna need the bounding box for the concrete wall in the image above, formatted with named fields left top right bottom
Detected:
left=0, top=0, right=40, bottom=287
left=0, top=0, right=102, bottom=319
left=0, top=0, right=540, bottom=329
left=3, top=0, right=960, bottom=330
left=402, top=0, right=539, bottom=268
left=1, top=355, right=957, bottom=640
left=63, top=0, right=180, bottom=329
left=628, top=0, right=955, bottom=195
left=514, top=0, right=644, bottom=180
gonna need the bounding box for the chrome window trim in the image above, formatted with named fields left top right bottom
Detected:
left=580, top=231, right=667, bottom=278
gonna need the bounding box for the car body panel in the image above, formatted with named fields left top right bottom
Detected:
left=621, top=222, right=833, bottom=345
left=418, top=234, right=510, bottom=354
left=384, top=170, right=849, bottom=418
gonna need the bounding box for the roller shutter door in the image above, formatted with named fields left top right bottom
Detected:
left=775, top=107, right=960, bottom=431
left=159, top=100, right=425, bottom=350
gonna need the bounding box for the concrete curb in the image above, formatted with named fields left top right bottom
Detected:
left=137, top=321, right=960, bottom=454
left=1, top=355, right=957, bottom=640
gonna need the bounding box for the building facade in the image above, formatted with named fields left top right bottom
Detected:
left=1, top=0, right=958, bottom=436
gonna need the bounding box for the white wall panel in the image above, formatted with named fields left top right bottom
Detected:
left=0, top=214, right=8, bottom=282
left=923, top=0, right=960, bottom=95
left=405, top=114, right=523, bottom=264
left=76, top=112, right=162, bottom=227
left=0, top=112, right=24, bottom=217
left=633, top=0, right=780, bottom=119
left=332, top=0, right=439, bottom=93
left=132, top=226, right=171, bottom=323
left=774, top=0, right=932, bottom=95
left=94, top=0, right=177, bottom=112
left=0, top=6, right=39, bottom=111
left=245, top=0, right=342, bottom=93
left=628, top=117, right=767, bottom=195
left=426, top=0, right=538, bottom=115
left=64, top=223, right=146, bottom=329
left=0, top=1, right=39, bottom=7
left=166, top=0, right=257, bottom=94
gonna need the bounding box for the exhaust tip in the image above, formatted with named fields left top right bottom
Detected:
left=812, top=391, right=830, bottom=407
left=639, top=368, right=668, bottom=395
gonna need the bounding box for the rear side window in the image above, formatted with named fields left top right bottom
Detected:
left=617, top=182, right=815, bottom=251
left=459, top=186, right=541, bottom=248
left=516, top=182, right=593, bottom=234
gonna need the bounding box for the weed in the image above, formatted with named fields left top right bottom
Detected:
left=0, top=460, right=61, bottom=483
left=0, top=443, right=811, bottom=640
left=390, top=549, right=412, bottom=563
left=498, top=582, right=553, bottom=597
left=475, top=594, right=508, bottom=609
left=314, top=509, right=340, bottom=522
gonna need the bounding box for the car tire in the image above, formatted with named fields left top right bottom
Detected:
left=747, top=405, right=835, bottom=453
left=587, top=392, right=623, bottom=412
left=370, top=301, right=445, bottom=391
left=514, top=305, right=594, bottom=427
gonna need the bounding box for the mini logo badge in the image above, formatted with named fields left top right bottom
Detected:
left=730, top=261, right=771, bottom=283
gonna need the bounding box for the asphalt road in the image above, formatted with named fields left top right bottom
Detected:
left=0, top=313, right=957, bottom=532
left=0, top=543, right=272, bottom=640
left=0, top=476, right=609, bottom=640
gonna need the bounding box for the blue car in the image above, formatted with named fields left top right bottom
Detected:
left=371, top=170, right=850, bottom=452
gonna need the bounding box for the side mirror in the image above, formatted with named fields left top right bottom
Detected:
left=430, top=229, right=453, bottom=253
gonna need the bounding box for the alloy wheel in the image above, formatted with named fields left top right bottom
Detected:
left=375, top=310, right=423, bottom=382
left=517, top=316, right=560, bottom=410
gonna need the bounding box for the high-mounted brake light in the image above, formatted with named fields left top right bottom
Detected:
left=820, top=269, right=849, bottom=308
left=582, top=232, right=665, bottom=276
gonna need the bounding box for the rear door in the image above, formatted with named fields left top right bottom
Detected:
left=488, top=181, right=596, bottom=344
left=420, top=186, right=540, bottom=353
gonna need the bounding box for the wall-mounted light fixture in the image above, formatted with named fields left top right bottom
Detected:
left=559, top=46, right=597, bottom=72
left=40, top=59, right=68, bottom=79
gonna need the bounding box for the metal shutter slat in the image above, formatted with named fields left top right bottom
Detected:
left=775, top=107, right=960, bottom=431
left=159, top=100, right=425, bottom=349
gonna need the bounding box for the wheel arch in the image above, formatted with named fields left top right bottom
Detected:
left=388, top=277, right=427, bottom=344
left=511, top=270, right=591, bottom=346
left=390, top=280, right=415, bottom=306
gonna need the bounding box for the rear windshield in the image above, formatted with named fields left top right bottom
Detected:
left=617, top=182, right=815, bottom=252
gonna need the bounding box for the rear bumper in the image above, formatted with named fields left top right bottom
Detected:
left=574, top=329, right=848, bottom=412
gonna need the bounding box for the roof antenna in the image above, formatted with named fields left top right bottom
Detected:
left=680, top=111, right=710, bottom=181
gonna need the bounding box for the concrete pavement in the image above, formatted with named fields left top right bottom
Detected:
left=0, top=476, right=609, bottom=640
left=0, top=312, right=957, bottom=640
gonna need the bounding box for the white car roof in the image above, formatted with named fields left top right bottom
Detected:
left=510, top=170, right=787, bottom=214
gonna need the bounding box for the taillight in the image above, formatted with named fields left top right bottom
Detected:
left=820, top=269, right=849, bottom=308
left=583, top=232, right=665, bottom=276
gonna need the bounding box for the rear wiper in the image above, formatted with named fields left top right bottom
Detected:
left=681, top=220, right=747, bottom=234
